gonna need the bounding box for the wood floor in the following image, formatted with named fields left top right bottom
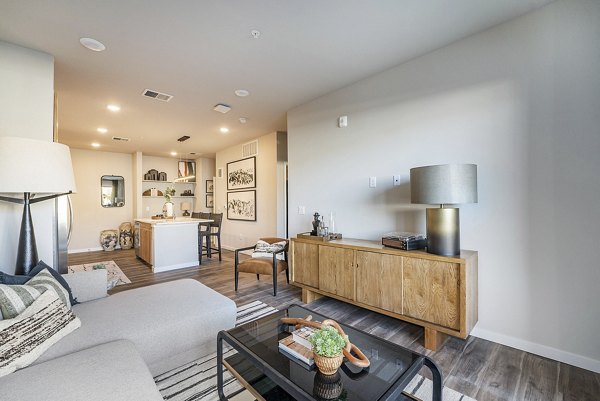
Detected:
left=68, top=249, right=600, bottom=401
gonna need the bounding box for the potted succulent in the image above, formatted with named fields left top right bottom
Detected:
left=163, top=186, right=176, bottom=217
left=308, top=325, right=348, bottom=375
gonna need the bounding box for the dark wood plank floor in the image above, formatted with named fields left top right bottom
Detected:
left=68, top=249, right=600, bottom=401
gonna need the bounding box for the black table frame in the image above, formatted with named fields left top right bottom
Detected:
left=217, top=305, right=442, bottom=401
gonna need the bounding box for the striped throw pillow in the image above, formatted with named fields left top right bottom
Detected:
left=27, top=269, right=71, bottom=310
left=0, top=284, right=46, bottom=319
left=0, top=290, right=81, bottom=377
left=0, top=269, right=72, bottom=319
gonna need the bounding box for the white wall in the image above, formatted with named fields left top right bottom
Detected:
left=68, top=149, right=133, bottom=252
left=194, top=157, right=216, bottom=213
left=0, top=41, right=56, bottom=272
left=287, top=0, right=600, bottom=372
left=215, top=132, right=279, bottom=249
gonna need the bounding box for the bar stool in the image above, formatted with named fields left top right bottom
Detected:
left=192, top=212, right=211, bottom=264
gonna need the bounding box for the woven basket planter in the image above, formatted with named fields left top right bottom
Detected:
left=313, top=353, right=344, bottom=375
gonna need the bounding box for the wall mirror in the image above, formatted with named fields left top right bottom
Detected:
left=101, top=175, right=125, bottom=207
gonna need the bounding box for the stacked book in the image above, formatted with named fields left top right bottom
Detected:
left=382, top=232, right=427, bottom=251
left=278, top=326, right=316, bottom=367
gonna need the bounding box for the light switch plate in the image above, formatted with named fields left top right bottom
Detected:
left=369, top=176, right=377, bottom=187
left=393, top=175, right=401, bottom=186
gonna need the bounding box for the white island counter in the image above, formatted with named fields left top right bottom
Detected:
left=134, top=217, right=211, bottom=272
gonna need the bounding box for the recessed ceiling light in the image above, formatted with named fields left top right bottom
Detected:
left=97, top=127, right=108, bottom=134
left=170, top=151, right=177, bottom=156
left=91, top=142, right=101, bottom=148
left=80, top=37, right=106, bottom=52
left=235, top=89, right=250, bottom=97
left=239, top=117, right=248, bottom=124
left=107, top=104, right=121, bottom=112
left=220, top=127, right=229, bottom=134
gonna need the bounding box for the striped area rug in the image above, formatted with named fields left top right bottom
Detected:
left=154, top=301, right=476, bottom=401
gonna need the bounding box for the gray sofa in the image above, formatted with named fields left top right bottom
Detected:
left=0, top=275, right=237, bottom=401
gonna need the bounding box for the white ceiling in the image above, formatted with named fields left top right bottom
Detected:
left=0, top=0, right=553, bottom=158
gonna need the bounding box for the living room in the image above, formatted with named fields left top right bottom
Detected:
left=1, top=1, right=599, bottom=400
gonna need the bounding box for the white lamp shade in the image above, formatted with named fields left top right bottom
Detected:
left=0, top=137, right=77, bottom=194
left=180, top=201, right=192, bottom=211
left=410, top=164, right=477, bottom=205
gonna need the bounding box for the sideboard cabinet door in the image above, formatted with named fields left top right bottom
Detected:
left=355, top=251, right=403, bottom=314
left=292, top=241, right=319, bottom=288
left=318, top=245, right=355, bottom=300
left=403, top=258, right=460, bottom=330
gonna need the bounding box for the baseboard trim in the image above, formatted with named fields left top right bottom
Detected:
left=470, top=327, right=600, bottom=373
left=68, top=247, right=104, bottom=254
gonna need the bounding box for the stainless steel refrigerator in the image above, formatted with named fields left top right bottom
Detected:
left=54, top=195, right=73, bottom=274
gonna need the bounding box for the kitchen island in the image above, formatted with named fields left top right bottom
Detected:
left=134, top=217, right=211, bottom=272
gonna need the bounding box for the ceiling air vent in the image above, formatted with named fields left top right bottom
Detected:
left=213, top=103, right=231, bottom=114
left=112, top=136, right=130, bottom=142
left=142, top=89, right=173, bottom=102
left=242, top=140, right=258, bottom=157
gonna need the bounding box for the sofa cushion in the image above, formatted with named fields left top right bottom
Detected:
left=0, top=291, right=80, bottom=378
left=34, top=279, right=237, bottom=375
left=0, top=340, right=163, bottom=401
left=62, top=269, right=108, bottom=303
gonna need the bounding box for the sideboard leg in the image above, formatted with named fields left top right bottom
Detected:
left=424, top=327, right=448, bottom=351
left=302, top=288, right=323, bottom=304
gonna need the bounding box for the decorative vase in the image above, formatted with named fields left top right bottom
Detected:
left=313, top=353, right=344, bottom=376
left=163, top=201, right=174, bottom=218
left=119, top=222, right=133, bottom=250
left=100, top=229, right=118, bottom=251
left=313, top=371, right=343, bottom=400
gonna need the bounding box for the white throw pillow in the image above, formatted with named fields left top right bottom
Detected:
left=252, top=240, right=286, bottom=260
left=0, top=291, right=81, bottom=377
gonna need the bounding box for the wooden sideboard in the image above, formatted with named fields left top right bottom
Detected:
left=290, top=237, right=478, bottom=350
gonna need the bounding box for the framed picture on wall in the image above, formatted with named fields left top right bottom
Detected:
left=206, top=194, right=214, bottom=208
left=177, top=160, right=196, bottom=182
left=227, top=157, right=256, bottom=191
left=206, top=180, right=214, bottom=194
left=227, top=190, right=256, bottom=221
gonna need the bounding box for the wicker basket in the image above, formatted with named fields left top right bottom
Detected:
left=313, top=353, right=344, bottom=375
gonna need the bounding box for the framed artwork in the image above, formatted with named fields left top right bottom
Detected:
left=227, top=157, right=256, bottom=191
left=227, top=190, right=256, bottom=221
left=177, top=160, right=196, bottom=182
left=205, top=180, right=214, bottom=194
left=206, top=194, right=214, bottom=208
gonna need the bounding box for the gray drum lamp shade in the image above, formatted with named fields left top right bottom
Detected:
left=410, top=164, right=477, bottom=205
left=0, top=137, right=77, bottom=194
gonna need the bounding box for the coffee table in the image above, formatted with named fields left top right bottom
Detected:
left=217, top=304, right=442, bottom=401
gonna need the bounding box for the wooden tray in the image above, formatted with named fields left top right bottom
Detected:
left=297, top=232, right=342, bottom=242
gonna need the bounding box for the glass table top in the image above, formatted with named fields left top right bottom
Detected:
left=224, top=304, right=422, bottom=401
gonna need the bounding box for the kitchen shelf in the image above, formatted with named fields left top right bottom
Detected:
left=142, top=180, right=195, bottom=184
left=142, top=196, right=196, bottom=199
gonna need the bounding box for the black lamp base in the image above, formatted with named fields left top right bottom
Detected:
left=16, top=193, right=39, bottom=275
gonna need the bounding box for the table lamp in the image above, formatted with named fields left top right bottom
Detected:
left=0, top=137, right=77, bottom=274
left=410, top=164, right=477, bottom=256
left=180, top=201, right=191, bottom=217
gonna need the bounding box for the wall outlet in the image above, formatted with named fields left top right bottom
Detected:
left=369, top=176, right=377, bottom=188
left=298, top=206, right=306, bottom=215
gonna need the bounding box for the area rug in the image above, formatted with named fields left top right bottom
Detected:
left=67, top=260, right=131, bottom=290
left=154, top=301, right=475, bottom=401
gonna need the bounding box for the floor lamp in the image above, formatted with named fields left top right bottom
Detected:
left=0, top=137, right=76, bottom=275
left=410, top=164, right=477, bottom=256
